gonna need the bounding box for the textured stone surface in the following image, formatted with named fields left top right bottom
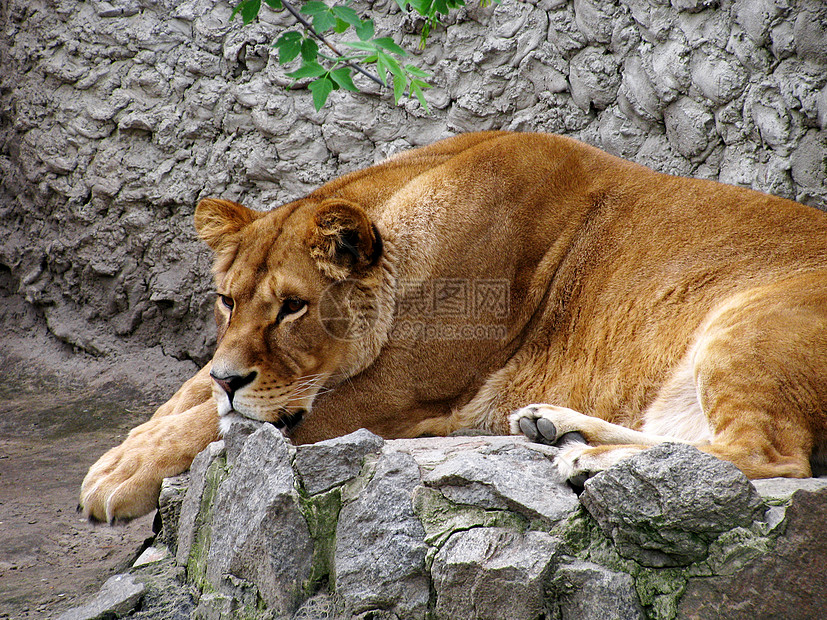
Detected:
left=157, top=472, right=190, bottom=553
left=549, top=561, right=645, bottom=620
left=97, top=432, right=827, bottom=620
left=334, top=450, right=430, bottom=619
left=580, top=443, right=766, bottom=567
left=294, top=428, right=384, bottom=495
left=678, top=489, right=827, bottom=619
left=205, top=424, right=312, bottom=616
left=422, top=442, right=578, bottom=524
left=175, top=439, right=226, bottom=567
left=431, top=527, right=560, bottom=620
left=751, top=476, right=827, bottom=502
left=1, top=0, right=825, bottom=398
left=56, top=573, right=145, bottom=620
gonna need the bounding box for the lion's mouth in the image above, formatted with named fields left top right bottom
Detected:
left=273, top=408, right=304, bottom=433
left=218, top=408, right=305, bottom=437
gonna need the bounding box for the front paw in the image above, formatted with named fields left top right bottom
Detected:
left=510, top=405, right=588, bottom=448
left=511, top=405, right=591, bottom=485
left=80, top=420, right=175, bottom=523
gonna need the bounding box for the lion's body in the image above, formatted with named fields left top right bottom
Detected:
left=81, top=132, right=827, bottom=522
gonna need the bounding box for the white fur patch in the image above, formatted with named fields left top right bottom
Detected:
left=642, top=360, right=712, bottom=443
left=218, top=411, right=240, bottom=436
left=555, top=444, right=646, bottom=480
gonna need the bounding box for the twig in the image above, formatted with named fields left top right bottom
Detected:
left=280, top=0, right=385, bottom=88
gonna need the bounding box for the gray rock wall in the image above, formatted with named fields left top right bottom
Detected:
left=158, top=424, right=827, bottom=620
left=1, top=0, right=825, bottom=392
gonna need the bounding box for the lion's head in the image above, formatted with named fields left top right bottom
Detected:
left=194, top=197, right=393, bottom=434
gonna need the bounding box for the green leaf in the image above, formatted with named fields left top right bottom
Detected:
left=404, top=63, right=430, bottom=78
left=394, top=0, right=410, bottom=10
left=374, top=37, right=407, bottom=57
left=274, top=31, right=302, bottom=63
left=433, top=0, right=449, bottom=16
left=300, top=1, right=329, bottom=15
left=309, top=76, right=334, bottom=110
left=276, top=31, right=303, bottom=45
left=393, top=72, right=406, bottom=103
left=263, top=0, right=282, bottom=8
left=355, top=19, right=374, bottom=41
left=375, top=54, right=389, bottom=85
left=342, top=40, right=378, bottom=52
left=378, top=51, right=404, bottom=77
left=312, top=11, right=337, bottom=33
left=408, top=0, right=432, bottom=16
left=330, top=67, right=359, bottom=92
left=233, top=0, right=261, bottom=24
left=411, top=79, right=430, bottom=112
left=287, top=61, right=327, bottom=79
left=301, top=37, right=319, bottom=62
left=334, top=18, right=350, bottom=34
left=332, top=5, right=361, bottom=27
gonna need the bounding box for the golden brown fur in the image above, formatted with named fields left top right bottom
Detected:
left=80, top=132, right=827, bottom=522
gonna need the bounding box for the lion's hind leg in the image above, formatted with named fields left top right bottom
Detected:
left=684, top=275, right=827, bottom=480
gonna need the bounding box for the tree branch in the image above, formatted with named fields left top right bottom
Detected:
left=279, top=0, right=385, bottom=88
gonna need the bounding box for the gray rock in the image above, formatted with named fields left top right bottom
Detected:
left=678, top=489, right=827, bottom=619
left=793, top=1, right=827, bottom=66
left=573, top=0, right=617, bottom=45
left=157, top=472, right=189, bottom=553
left=431, top=527, right=560, bottom=620
left=294, top=428, right=385, bottom=495
left=617, top=56, right=663, bottom=123
left=580, top=443, right=766, bottom=567
left=222, top=415, right=266, bottom=464
left=175, top=440, right=226, bottom=566
left=422, top=443, right=579, bottom=525
left=549, top=561, right=644, bottom=620
left=690, top=48, right=747, bottom=105
left=57, top=573, right=145, bottom=620
left=569, top=46, right=621, bottom=111
left=335, top=450, right=430, bottom=619
left=664, top=97, right=717, bottom=160
left=791, top=129, right=827, bottom=205
left=751, top=476, right=827, bottom=502
left=205, top=424, right=313, bottom=616
left=734, top=0, right=783, bottom=45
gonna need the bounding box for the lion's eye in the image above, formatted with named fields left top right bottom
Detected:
left=283, top=298, right=307, bottom=315
left=219, top=294, right=234, bottom=310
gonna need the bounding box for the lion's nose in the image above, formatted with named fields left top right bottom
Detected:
left=210, top=370, right=257, bottom=403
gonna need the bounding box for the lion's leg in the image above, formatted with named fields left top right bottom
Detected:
left=80, top=365, right=219, bottom=523
left=509, top=404, right=678, bottom=483
left=515, top=275, right=827, bottom=483
left=687, top=276, right=827, bottom=480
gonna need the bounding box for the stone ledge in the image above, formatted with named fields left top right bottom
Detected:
left=153, top=422, right=827, bottom=620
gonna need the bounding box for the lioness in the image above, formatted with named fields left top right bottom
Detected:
left=80, top=131, right=827, bottom=523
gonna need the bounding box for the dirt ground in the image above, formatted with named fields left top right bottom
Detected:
left=0, top=386, right=162, bottom=619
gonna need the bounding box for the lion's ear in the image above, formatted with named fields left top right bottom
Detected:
left=307, top=199, right=383, bottom=280
left=194, top=198, right=260, bottom=251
